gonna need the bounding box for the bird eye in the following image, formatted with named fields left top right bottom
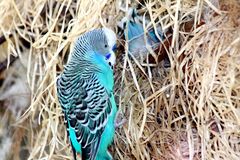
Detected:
left=104, top=44, right=108, bottom=48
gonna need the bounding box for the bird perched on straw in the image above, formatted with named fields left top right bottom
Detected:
left=118, top=8, right=164, bottom=59
left=56, top=28, right=118, bottom=160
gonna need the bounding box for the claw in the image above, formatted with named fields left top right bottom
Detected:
left=115, top=118, right=127, bottom=128
left=114, top=111, right=127, bottom=128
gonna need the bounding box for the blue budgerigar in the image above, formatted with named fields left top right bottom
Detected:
left=56, top=28, right=118, bottom=160
left=119, top=8, right=164, bottom=57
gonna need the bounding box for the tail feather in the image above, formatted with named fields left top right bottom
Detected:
left=70, top=141, right=77, bottom=160
left=81, top=137, right=101, bottom=160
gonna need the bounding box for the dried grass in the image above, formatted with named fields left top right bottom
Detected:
left=0, top=0, right=239, bottom=160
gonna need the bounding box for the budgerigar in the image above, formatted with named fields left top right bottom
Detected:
left=118, top=8, right=164, bottom=57
left=56, top=28, right=118, bottom=160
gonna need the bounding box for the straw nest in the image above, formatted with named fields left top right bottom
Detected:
left=0, top=0, right=239, bottom=160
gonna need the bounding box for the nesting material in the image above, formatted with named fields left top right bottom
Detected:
left=0, top=0, right=239, bottom=160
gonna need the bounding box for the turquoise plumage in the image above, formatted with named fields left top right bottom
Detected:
left=56, top=28, right=118, bottom=160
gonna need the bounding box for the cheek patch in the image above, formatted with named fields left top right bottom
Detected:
left=105, top=53, right=111, bottom=60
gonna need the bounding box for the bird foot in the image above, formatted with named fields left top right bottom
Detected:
left=115, top=118, right=127, bottom=128
left=114, top=112, right=127, bottom=128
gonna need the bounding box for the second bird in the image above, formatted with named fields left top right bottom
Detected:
left=119, top=8, right=164, bottom=58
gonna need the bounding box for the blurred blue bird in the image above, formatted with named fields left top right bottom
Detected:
left=118, top=8, right=164, bottom=58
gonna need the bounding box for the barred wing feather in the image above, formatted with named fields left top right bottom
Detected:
left=57, top=73, right=112, bottom=160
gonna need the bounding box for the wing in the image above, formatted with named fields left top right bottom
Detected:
left=57, top=73, right=112, bottom=160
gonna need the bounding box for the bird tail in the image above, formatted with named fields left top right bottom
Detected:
left=70, top=141, right=77, bottom=160
left=82, top=137, right=101, bottom=160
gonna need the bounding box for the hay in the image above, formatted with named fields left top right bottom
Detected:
left=0, top=0, right=240, bottom=159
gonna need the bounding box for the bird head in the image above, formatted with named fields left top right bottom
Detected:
left=69, top=28, right=117, bottom=71
left=85, top=28, right=117, bottom=68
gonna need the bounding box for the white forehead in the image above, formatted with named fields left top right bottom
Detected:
left=102, top=28, right=117, bottom=47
